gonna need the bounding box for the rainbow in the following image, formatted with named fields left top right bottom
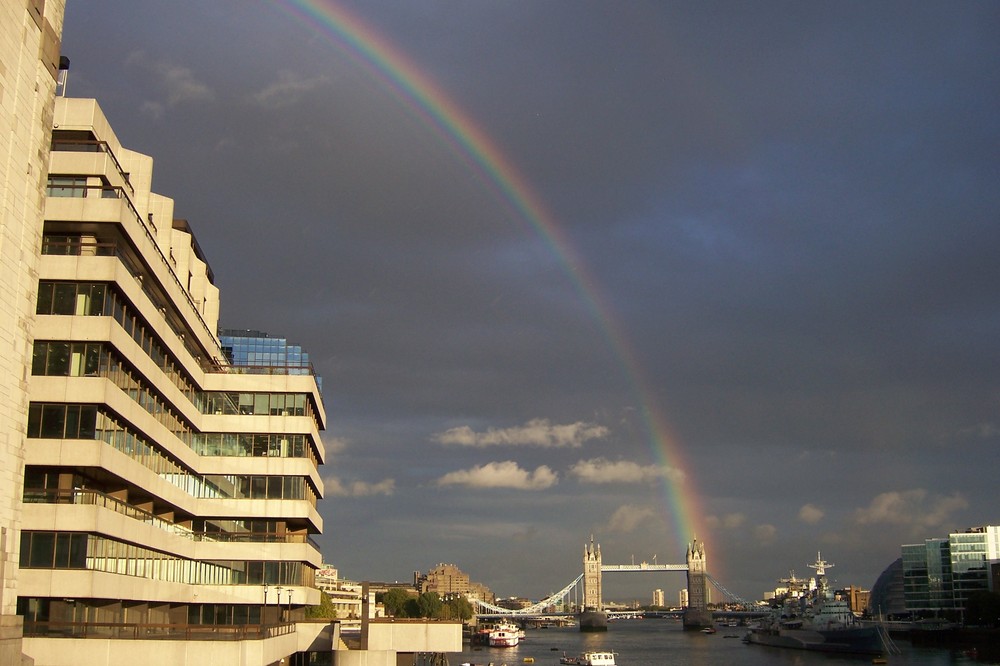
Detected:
left=275, top=0, right=709, bottom=558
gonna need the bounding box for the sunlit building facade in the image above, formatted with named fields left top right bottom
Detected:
left=0, top=2, right=66, bottom=662
left=15, top=96, right=327, bottom=665
left=902, top=525, right=1000, bottom=616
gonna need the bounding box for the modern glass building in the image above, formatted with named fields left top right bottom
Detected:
left=219, top=329, right=321, bottom=392
left=950, top=527, right=1000, bottom=608
left=902, top=526, right=1000, bottom=617
left=15, top=96, right=329, bottom=665
left=902, top=538, right=953, bottom=613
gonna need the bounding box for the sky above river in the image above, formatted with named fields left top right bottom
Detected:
left=60, top=1, right=999, bottom=602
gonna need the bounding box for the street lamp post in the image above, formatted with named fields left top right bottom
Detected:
left=263, top=584, right=269, bottom=625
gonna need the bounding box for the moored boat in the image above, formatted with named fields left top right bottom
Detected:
left=487, top=620, right=521, bottom=647
left=745, top=553, right=890, bottom=656
left=559, top=651, right=617, bottom=666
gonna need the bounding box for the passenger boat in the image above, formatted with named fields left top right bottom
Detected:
left=559, top=650, right=617, bottom=665
left=487, top=620, right=520, bottom=647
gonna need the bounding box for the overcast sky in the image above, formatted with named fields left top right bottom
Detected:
left=60, top=1, right=999, bottom=602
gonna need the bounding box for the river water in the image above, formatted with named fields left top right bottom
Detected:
left=448, top=619, right=992, bottom=666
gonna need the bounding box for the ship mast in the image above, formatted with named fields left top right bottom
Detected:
left=808, top=552, right=834, bottom=599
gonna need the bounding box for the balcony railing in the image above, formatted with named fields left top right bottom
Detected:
left=44, top=182, right=226, bottom=363
left=23, top=489, right=320, bottom=548
left=216, top=363, right=317, bottom=377
left=50, top=137, right=134, bottom=196
left=23, top=620, right=295, bottom=640
left=40, top=238, right=118, bottom=257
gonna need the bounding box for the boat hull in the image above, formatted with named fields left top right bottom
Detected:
left=488, top=636, right=519, bottom=647
left=746, top=626, right=884, bottom=655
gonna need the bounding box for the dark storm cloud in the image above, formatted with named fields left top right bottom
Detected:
left=61, top=1, right=999, bottom=600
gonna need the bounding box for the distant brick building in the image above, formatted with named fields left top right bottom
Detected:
left=416, top=563, right=494, bottom=603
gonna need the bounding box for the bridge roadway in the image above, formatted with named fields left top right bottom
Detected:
left=600, top=563, right=687, bottom=572
left=476, top=610, right=770, bottom=621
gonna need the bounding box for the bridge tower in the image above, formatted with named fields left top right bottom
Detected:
left=682, top=538, right=713, bottom=630
left=579, top=535, right=608, bottom=631
left=583, top=535, right=602, bottom=610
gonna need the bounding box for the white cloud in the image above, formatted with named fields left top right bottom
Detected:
left=323, top=436, right=348, bottom=456
left=139, top=101, right=164, bottom=121
left=435, top=461, right=557, bottom=490
left=853, top=489, right=967, bottom=531
left=568, top=457, right=684, bottom=484
left=126, top=51, right=214, bottom=106
left=799, top=503, right=825, bottom=524
left=252, top=71, right=330, bottom=109
left=606, top=504, right=656, bottom=533
left=705, top=513, right=746, bottom=530
left=324, top=476, right=395, bottom=497
left=433, top=418, right=608, bottom=448
left=957, top=422, right=1000, bottom=439
left=754, top=524, right=777, bottom=542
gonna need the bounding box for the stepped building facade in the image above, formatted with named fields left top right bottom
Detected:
left=10, top=93, right=328, bottom=664
left=4, top=7, right=466, bottom=664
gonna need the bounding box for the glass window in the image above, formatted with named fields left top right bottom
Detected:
left=52, top=283, right=77, bottom=315
left=47, top=176, right=86, bottom=197
left=35, top=282, right=53, bottom=314
left=28, top=532, right=55, bottom=568
left=87, top=284, right=107, bottom=316
left=45, top=342, right=70, bottom=375
left=63, top=405, right=81, bottom=439
left=84, top=344, right=101, bottom=376
left=31, top=343, right=48, bottom=375
left=251, top=476, right=266, bottom=499
left=40, top=405, right=66, bottom=438
left=79, top=406, right=98, bottom=439
left=267, top=476, right=283, bottom=499
left=27, top=404, right=41, bottom=437
left=54, top=533, right=74, bottom=568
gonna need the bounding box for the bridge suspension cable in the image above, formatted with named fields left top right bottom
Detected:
left=470, top=573, right=585, bottom=616
left=706, top=573, right=755, bottom=608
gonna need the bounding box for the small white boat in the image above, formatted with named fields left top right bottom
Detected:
left=559, top=651, right=617, bottom=666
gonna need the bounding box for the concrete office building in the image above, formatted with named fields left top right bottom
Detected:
left=1, top=2, right=66, bottom=663
left=16, top=95, right=329, bottom=665
left=3, top=8, right=462, bottom=664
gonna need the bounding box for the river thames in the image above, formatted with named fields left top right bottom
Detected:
left=448, top=619, right=994, bottom=666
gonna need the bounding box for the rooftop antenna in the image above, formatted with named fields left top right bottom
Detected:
left=56, top=56, right=70, bottom=97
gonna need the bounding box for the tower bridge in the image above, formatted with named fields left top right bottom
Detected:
left=471, top=536, right=747, bottom=631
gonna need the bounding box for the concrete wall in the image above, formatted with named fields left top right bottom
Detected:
left=364, top=619, right=462, bottom=653
left=23, top=622, right=333, bottom=666
left=0, top=1, right=65, bottom=663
